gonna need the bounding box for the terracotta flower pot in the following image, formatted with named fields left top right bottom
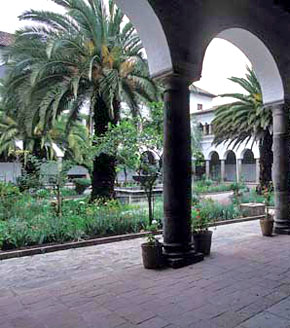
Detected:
left=260, top=217, right=274, bottom=236
left=193, top=230, right=213, bottom=256
left=141, top=243, right=164, bottom=269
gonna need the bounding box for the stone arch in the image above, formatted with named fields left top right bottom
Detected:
left=225, top=150, right=237, bottom=182
left=213, top=28, right=284, bottom=105
left=241, top=149, right=256, bottom=182
left=209, top=151, right=220, bottom=181
left=114, top=0, right=172, bottom=77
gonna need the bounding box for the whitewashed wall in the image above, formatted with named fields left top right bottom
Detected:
left=0, top=163, right=22, bottom=183
left=190, top=93, right=213, bottom=113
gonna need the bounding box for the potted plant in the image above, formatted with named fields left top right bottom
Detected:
left=141, top=221, right=164, bottom=269
left=260, top=186, right=274, bottom=236
left=192, top=208, right=213, bottom=256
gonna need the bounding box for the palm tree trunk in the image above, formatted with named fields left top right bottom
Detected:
left=258, top=129, right=273, bottom=191
left=91, top=97, right=120, bottom=201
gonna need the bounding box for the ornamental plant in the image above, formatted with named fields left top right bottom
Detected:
left=192, top=208, right=210, bottom=233
left=262, top=184, right=273, bottom=219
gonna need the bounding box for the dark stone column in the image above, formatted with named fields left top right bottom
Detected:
left=272, top=103, right=290, bottom=234
left=162, top=75, right=203, bottom=268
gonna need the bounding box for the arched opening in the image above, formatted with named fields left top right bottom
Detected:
left=216, top=28, right=284, bottom=106
left=241, top=149, right=256, bottom=182
left=114, top=0, right=172, bottom=77
left=225, top=151, right=237, bottom=182
left=209, top=151, right=220, bottom=181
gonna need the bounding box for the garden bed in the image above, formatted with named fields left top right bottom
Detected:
left=0, top=214, right=264, bottom=261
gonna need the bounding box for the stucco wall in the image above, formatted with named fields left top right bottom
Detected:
left=0, top=163, right=22, bottom=183
left=190, top=93, right=213, bottom=113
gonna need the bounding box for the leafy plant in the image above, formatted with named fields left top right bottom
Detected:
left=74, top=178, right=91, bottom=195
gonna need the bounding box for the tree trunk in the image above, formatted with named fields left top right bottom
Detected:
left=258, top=129, right=273, bottom=191
left=91, top=97, right=120, bottom=201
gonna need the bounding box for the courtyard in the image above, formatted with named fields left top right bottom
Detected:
left=2, top=220, right=290, bottom=328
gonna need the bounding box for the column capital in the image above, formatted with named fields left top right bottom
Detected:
left=161, top=73, right=192, bottom=91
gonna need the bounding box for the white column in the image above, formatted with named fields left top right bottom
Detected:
left=209, top=124, right=212, bottom=135
left=236, top=159, right=242, bottom=182
left=221, top=160, right=225, bottom=183
left=256, top=158, right=260, bottom=184
left=206, top=160, right=210, bottom=180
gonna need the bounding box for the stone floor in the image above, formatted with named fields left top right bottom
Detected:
left=1, top=221, right=290, bottom=327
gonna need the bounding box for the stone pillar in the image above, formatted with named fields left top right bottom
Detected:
left=221, top=159, right=225, bottom=183
left=236, top=159, right=242, bottom=182
left=272, top=104, right=290, bottom=234
left=205, top=160, right=210, bottom=180
left=209, top=124, right=212, bottom=135
left=203, top=124, right=207, bottom=135
left=163, top=75, right=204, bottom=267
left=256, top=158, right=260, bottom=185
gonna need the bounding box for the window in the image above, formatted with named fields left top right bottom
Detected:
left=197, top=104, right=203, bottom=110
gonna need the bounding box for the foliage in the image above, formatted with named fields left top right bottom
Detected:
left=192, top=207, right=210, bottom=232
left=212, top=66, right=273, bottom=189
left=192, top=199, right=240, bottom=228
left=0, top=183, right=21, bottom=222
left=145, top=234, right=161, bottom=246
left=191, top=116, right=203, bottom=161
left=213, top=67, right=270, bottom=147
left=262, top=185, right=272, bottom=219
left=192, top=180, right=233, bottom=194
left=16, top=154, right=43, bottom=191
left=240, top=189, right=274, bottom=206
left=0, top=195, right=164, bottom=251
left=74, top=178, right=91, bottom=195
left=2, top=0, right=159, bottom=200
left=230, top=181, right=246, bottom=206
left=0, top=182, right=20, bottom=198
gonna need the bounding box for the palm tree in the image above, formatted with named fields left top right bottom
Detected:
left=212, top=67, right=273, bottom=189
left=0, top=108, right=90, bottom=165
left=3, top=0, right=158, bottom=200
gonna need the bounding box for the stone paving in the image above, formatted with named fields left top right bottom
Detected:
left=1, top=221, right=290, bottom=327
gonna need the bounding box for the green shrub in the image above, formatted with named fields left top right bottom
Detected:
left=0, top=194, right=164, bottom=251
left=192, top=199, right=240, bottom=224
left=192, top=181, right=232, bottom=194
left=241, top=189, right=274, bottom=206
left=0, top=182, right=20, bottom=198
left=74, top=178, right=91, bottom=195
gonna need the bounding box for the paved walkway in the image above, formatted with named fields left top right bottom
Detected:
left=1, top=221, right=290, bottom=327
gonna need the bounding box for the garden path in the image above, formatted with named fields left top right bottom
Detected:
left=1, top=221, right=290, bottom=327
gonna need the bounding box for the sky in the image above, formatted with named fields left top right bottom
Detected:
left=0, top=0, right=251, bottom=105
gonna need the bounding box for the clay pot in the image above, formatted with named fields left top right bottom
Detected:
left=193, top=230, right=213, bottom=256
left=141, top=243, right=163, bottom=269
left=260, top=217, right=274, bottom=236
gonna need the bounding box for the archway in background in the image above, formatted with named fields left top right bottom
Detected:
left=217, top=28, right=284, bottom=105
left=241, top=149, right=256, bottom=182
left=115, top=0, right=172, bottom=77
left=209, top=151, right=220, bottom=181
left=225, top=151, right=237, bottom=182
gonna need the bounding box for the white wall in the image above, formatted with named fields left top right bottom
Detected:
left=0, top=163, right=22, bottom=183
left=190, top=93, right=213, bottom=114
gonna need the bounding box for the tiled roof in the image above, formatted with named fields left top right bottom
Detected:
left=0, top=31, right=14, bottom=47
left=189, top=85, right=217, bottom=98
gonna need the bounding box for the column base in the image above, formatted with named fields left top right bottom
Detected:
left=163, top=243, right=204, bottom=269
left=274, top=222, right=290, bottom=235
